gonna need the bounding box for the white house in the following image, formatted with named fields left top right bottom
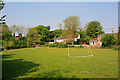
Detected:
left=55, top=34, right=80, bottom=43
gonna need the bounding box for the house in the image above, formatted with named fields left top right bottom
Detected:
left=55, top=34, right=80, bottom=43
left=89, top=33, right=117, bottom=47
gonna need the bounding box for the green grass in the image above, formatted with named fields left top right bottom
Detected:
left=1, top=47, right=118, bottom=78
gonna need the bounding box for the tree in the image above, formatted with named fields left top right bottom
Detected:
left=8, top=41, right=14, bottom=49
left=101, top=34, right=116, bottom=48
left=86, top=21, right=104, bottom=38
left=2, top=24, right=12, bottom=40
left=49, top=29, right=62, bottom=42
left=16, top=26, right=20, bottom=35
left=84, top=36, right=92, bottom=44
left=0, top=0, right=6, bottom=25
left=33, top=25, right=50, bottom=42
left=63, top=16, right=80, bottom=45
left=26, top=28, right=41, bottom=47
left=9, top=25, right=16, bottom=37
left=3, top=40, right=7, bottom=49
left=24, top=27, right=29, bottom=37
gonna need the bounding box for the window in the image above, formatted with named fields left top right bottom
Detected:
left=93, top=42, right=95, bottom=45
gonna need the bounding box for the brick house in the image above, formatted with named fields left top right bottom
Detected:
left=89, top=34, right=104, bottom=47
left=89, top=33, right=117, bottom=47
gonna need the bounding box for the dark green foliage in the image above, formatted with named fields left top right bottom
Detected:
left=69, top=45, right=83, bottom=48
left=49, top=44, right=58, bottom=47
left=2, top=24, right=12, bottom=40
left=44, top=44, right=49, bottom=47
left=39, top=41, right=44, bottom=45
left=49, top=29, right=62, bottom=42
left=101, top=34, right=116, bottom=48
left=33, top=25, right=50, bottom=42
left=48, top=43, right=68, bottom=48
left=86, top=21, right=104, bottom=38
left=0, top=0, right=6, bottom=25
left=58, top=43, right=67, bottom=48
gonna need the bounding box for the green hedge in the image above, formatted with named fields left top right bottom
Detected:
left=48, top=43, right=68, bottom=48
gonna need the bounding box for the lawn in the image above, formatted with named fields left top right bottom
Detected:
left=1, top=47, right=118, bottom=79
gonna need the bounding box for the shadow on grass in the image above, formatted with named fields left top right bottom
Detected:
left=1, top=54, right=15, bottom=59
left=2, top=54, right=40, bottom=79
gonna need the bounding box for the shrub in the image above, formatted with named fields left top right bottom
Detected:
left=69, top=45, right=74, bottom=48
left=40, top=41, right=44, bottom=45
left=49, top=44, right=58, bottom=47
left=44, top=44, right=49, bottom=47
left=58, top=43, right=67, bottom=48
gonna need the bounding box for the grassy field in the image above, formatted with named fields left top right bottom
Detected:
left=1, top=47, right=118, bottom=78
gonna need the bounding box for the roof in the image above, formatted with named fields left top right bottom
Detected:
left=106, top=33, right=117, bottom=36
left=89, top=38, right=98, bottom=42
left=97, top=34, right=104, bottom=37
left=56, top=36, right=65, bottom=39
left=97, top=33, right=118, bottom=37
left=56, top=34, right=80, bottom=40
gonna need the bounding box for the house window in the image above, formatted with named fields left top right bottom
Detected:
left=93, top=42, right=95, bottom=45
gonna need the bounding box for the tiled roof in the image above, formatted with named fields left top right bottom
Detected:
left=56, top=34, right=80, bottom=39
left=89, top=38, right=98, bottom=42
left=56, top=36, right=65, bottom=39
left=97, top=34, right=104, bottom=37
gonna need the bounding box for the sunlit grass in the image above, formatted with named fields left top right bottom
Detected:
left=2, top=47, right=118, bottom=78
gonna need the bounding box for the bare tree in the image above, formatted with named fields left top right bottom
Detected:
left=9, top=25, right=16, bottom=37
left=63, top=16, right=80, bottom=45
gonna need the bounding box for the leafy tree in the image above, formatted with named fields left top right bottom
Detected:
left=3, top=40, right=7, bottom=49
left=63, top=16, right=80, bottom=45
left=8, top=41, right=14, bottom=49
left=79, top=28, right=87, bottom=42
left=33, top=25, right=50, bottom=42
left=86, top=21, right=104, bottom=38
left=101, top=34, right=116, bottom=48
left=0, top=0, right=6, bottom=25
left=2, top=24, right=12, bottom=40
left=15, top=39, right=21, bottom=48
left=49, top=29, right=62, bottom=42
left=26, top=28, right=41, bottom=47
left=84, top=36, right=92, bottom=44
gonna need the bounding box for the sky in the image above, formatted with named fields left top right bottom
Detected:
left=2, top=2, right=118, bottom=33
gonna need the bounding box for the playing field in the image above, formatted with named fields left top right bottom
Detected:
left=1, top=47, right=118, bottom=78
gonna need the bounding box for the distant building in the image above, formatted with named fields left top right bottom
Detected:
left=55, top=34, right=80, bottom=43
left=89, top=33, right=117, bottom=47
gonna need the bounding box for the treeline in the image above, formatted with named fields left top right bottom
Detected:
left=1, top=16, right=119, bottom=50
left=1, top=24, right=63, bottom=49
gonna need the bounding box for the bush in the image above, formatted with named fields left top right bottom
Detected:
left=40, top=41, right=44, bottom=45
left=58, top=43, right=67, bottom=48
left=69, top=45, right=74, bottom=48
left=44, top=44, right=49, bottom=47
left=49, top=44, right=58, bottom=47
